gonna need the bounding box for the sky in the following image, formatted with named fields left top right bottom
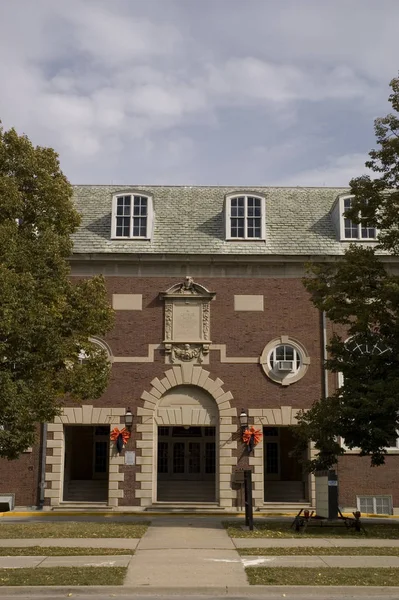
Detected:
left=0, top=0, right=398, bottom=186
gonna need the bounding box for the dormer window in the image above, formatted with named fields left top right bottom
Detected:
left=111, top=193, right=153, bottom=239
left=341, top=196, right=376, bottom=241
left=226, top=194, right=266, bottom=240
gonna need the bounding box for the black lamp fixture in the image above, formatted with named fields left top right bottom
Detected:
left=124, top=408, right=133, bottom=429
left=239, top=408, right=248, bottom=434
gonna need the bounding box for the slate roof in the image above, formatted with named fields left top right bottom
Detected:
left=71, top=185, right=349, bottom=257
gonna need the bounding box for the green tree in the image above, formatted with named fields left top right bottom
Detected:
left=0, top=125, right=114, bottom=459
left=296, top=76, right=399, bottom=470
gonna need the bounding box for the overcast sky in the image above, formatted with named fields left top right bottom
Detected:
left=0, top=0, right=398, bottom=186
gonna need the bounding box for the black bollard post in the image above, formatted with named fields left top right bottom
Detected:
left=244, top=470, right=254, bottom=531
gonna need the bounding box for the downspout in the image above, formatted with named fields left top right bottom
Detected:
left=38, top=423, right=47, bottom=509
left=322, top=310, right=329, bottom=399
left=322, top=309, right=340, bottom=506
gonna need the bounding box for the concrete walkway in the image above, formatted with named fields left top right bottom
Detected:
left=0, top=519, right=399, bottom=587
left=124, top=517, right=249, bottom=588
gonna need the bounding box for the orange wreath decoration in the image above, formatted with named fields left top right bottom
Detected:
left=243, top=426, right=262, bottom=452
left=110, top=427, right=130, bottom=453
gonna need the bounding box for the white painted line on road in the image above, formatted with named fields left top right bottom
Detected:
left=241, top=557, right=275, bottom=567
left=204, top=558, right=241, bottom=563
left=83, top=561, right=117, bottom=567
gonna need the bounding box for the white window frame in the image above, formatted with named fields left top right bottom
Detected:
left=225, top=193, right=266, bottom=241
left=78, top=337, right=113, bottom=365
left=268, top=345, right=301, bottom=375
left=111, top=193, right=154, bottom=240
left=339, top=195, right=377, bottom=242
left=260, top=336, right=310, bottom=386
left=357, top=495, right=392, bottom=515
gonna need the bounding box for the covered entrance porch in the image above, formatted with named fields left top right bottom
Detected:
left=263, top=426, right=309, bottom=503
left=63, top=425, right=110, bottom=502
left=137, top=365, right=237, bottom=510
left=157, top=426, right=216, bottom=502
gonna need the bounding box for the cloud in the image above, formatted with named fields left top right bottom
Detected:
left=277, top=153, right=372, bottom=187
left=205, top=59, right=373, bottom=105
left=0, top=0, right=397, bottom=184
left=64, top=3, right=182, bottom=66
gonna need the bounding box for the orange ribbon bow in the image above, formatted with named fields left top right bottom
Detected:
left=242, top=426, right=262, bottom=447
left=110, top=427, right=130, bottom=452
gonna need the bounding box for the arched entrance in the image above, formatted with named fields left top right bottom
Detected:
left=157, top=386, right=217, bottom=502
left=136, top=364, right=236, bottom=508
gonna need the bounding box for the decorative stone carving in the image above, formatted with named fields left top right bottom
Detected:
left=171, top=344, right=203, bottom=363
left=159, top=277, right=216, bottom=364
left=202, top=302, right=210, bottom=339
left=164, top=302, right=173, bottom=341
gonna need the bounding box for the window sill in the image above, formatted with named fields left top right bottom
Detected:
left=110, top=236, right=151, bottom=241
left=339, top=238, right=378, bottom=243
left=225, top=238, right=266, bottom=242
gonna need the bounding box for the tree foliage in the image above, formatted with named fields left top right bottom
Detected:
left=296, top=76, right=399, bottom=470
left=0, top=125, right=114, bottom=459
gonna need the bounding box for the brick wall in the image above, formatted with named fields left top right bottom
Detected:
left=3, top=273, right=398, bottom=508
left=0, top=444, right=41, bottom=507
left=338, top=455, right=399, bottom=508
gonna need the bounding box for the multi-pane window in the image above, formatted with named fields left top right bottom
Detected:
left=357, top=496, right=392, bottom=515
left=342, top=197, right=376, bottom=240
left=345, top=336, right=390, bottom=356
left=269, top=344, right=301, bottom=372
left=205, top=442, right=216, bottom=473
left=228, top=195, right=264, bottom=239
left=113, top=194, right=151, bottom=238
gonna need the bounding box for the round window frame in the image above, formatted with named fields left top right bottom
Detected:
left=86, top=337, right=113, bottom=364
left=260, top=336, right=310, bottom=386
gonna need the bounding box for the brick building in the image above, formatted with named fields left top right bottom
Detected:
left=1, top=185, right=398, bottom=515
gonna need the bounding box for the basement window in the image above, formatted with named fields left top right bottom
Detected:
left=357, top=495, right=392, bottom=515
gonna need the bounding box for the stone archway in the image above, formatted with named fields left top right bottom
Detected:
left=136, top=364, right=237, bottom=508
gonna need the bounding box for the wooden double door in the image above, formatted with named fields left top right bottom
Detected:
left=157, top=426, right=216, bottom=501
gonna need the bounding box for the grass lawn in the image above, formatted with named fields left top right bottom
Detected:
left=0, top=567, right=126, bottom=586
left=239, top=547, right=399, bottom=556
left=0, top=522, right=148, bottom=539
left=246, top=567, right=399, bottom=586
left=0, top=547, right=133, bottom=556
left=224, top=520, right=399, bottom=539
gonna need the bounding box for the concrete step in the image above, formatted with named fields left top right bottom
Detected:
left=264, top=481, right=306, bottom=502
left=64, top=480, right=108, bottom=502
left=265, top=494, right=308, bottom=501
left=67, top=480, right=108, bottom=488
left=52, top=502, right=111, bottom=511
left=145, top=502, right=225, bottom=513
left=157, top=481, right=216, bottom=502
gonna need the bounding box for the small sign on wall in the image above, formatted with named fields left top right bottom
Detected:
left=124, top=451, right=136, bottom=466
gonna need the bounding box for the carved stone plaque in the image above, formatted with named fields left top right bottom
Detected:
left=159, top=277, right=216, bottom=364
left=173, top=301, right=202, bottom=340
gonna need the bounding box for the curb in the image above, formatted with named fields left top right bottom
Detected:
left=1, top=585, right=399, bottom=597
left=0, top=511, right=297, bottom=518
left=1, top=511, right=397, bottom=518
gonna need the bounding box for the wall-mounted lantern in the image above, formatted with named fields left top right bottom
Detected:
left=239, top=408, right=248, bottom=435
left=124, top=408, right=134, bottom=430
